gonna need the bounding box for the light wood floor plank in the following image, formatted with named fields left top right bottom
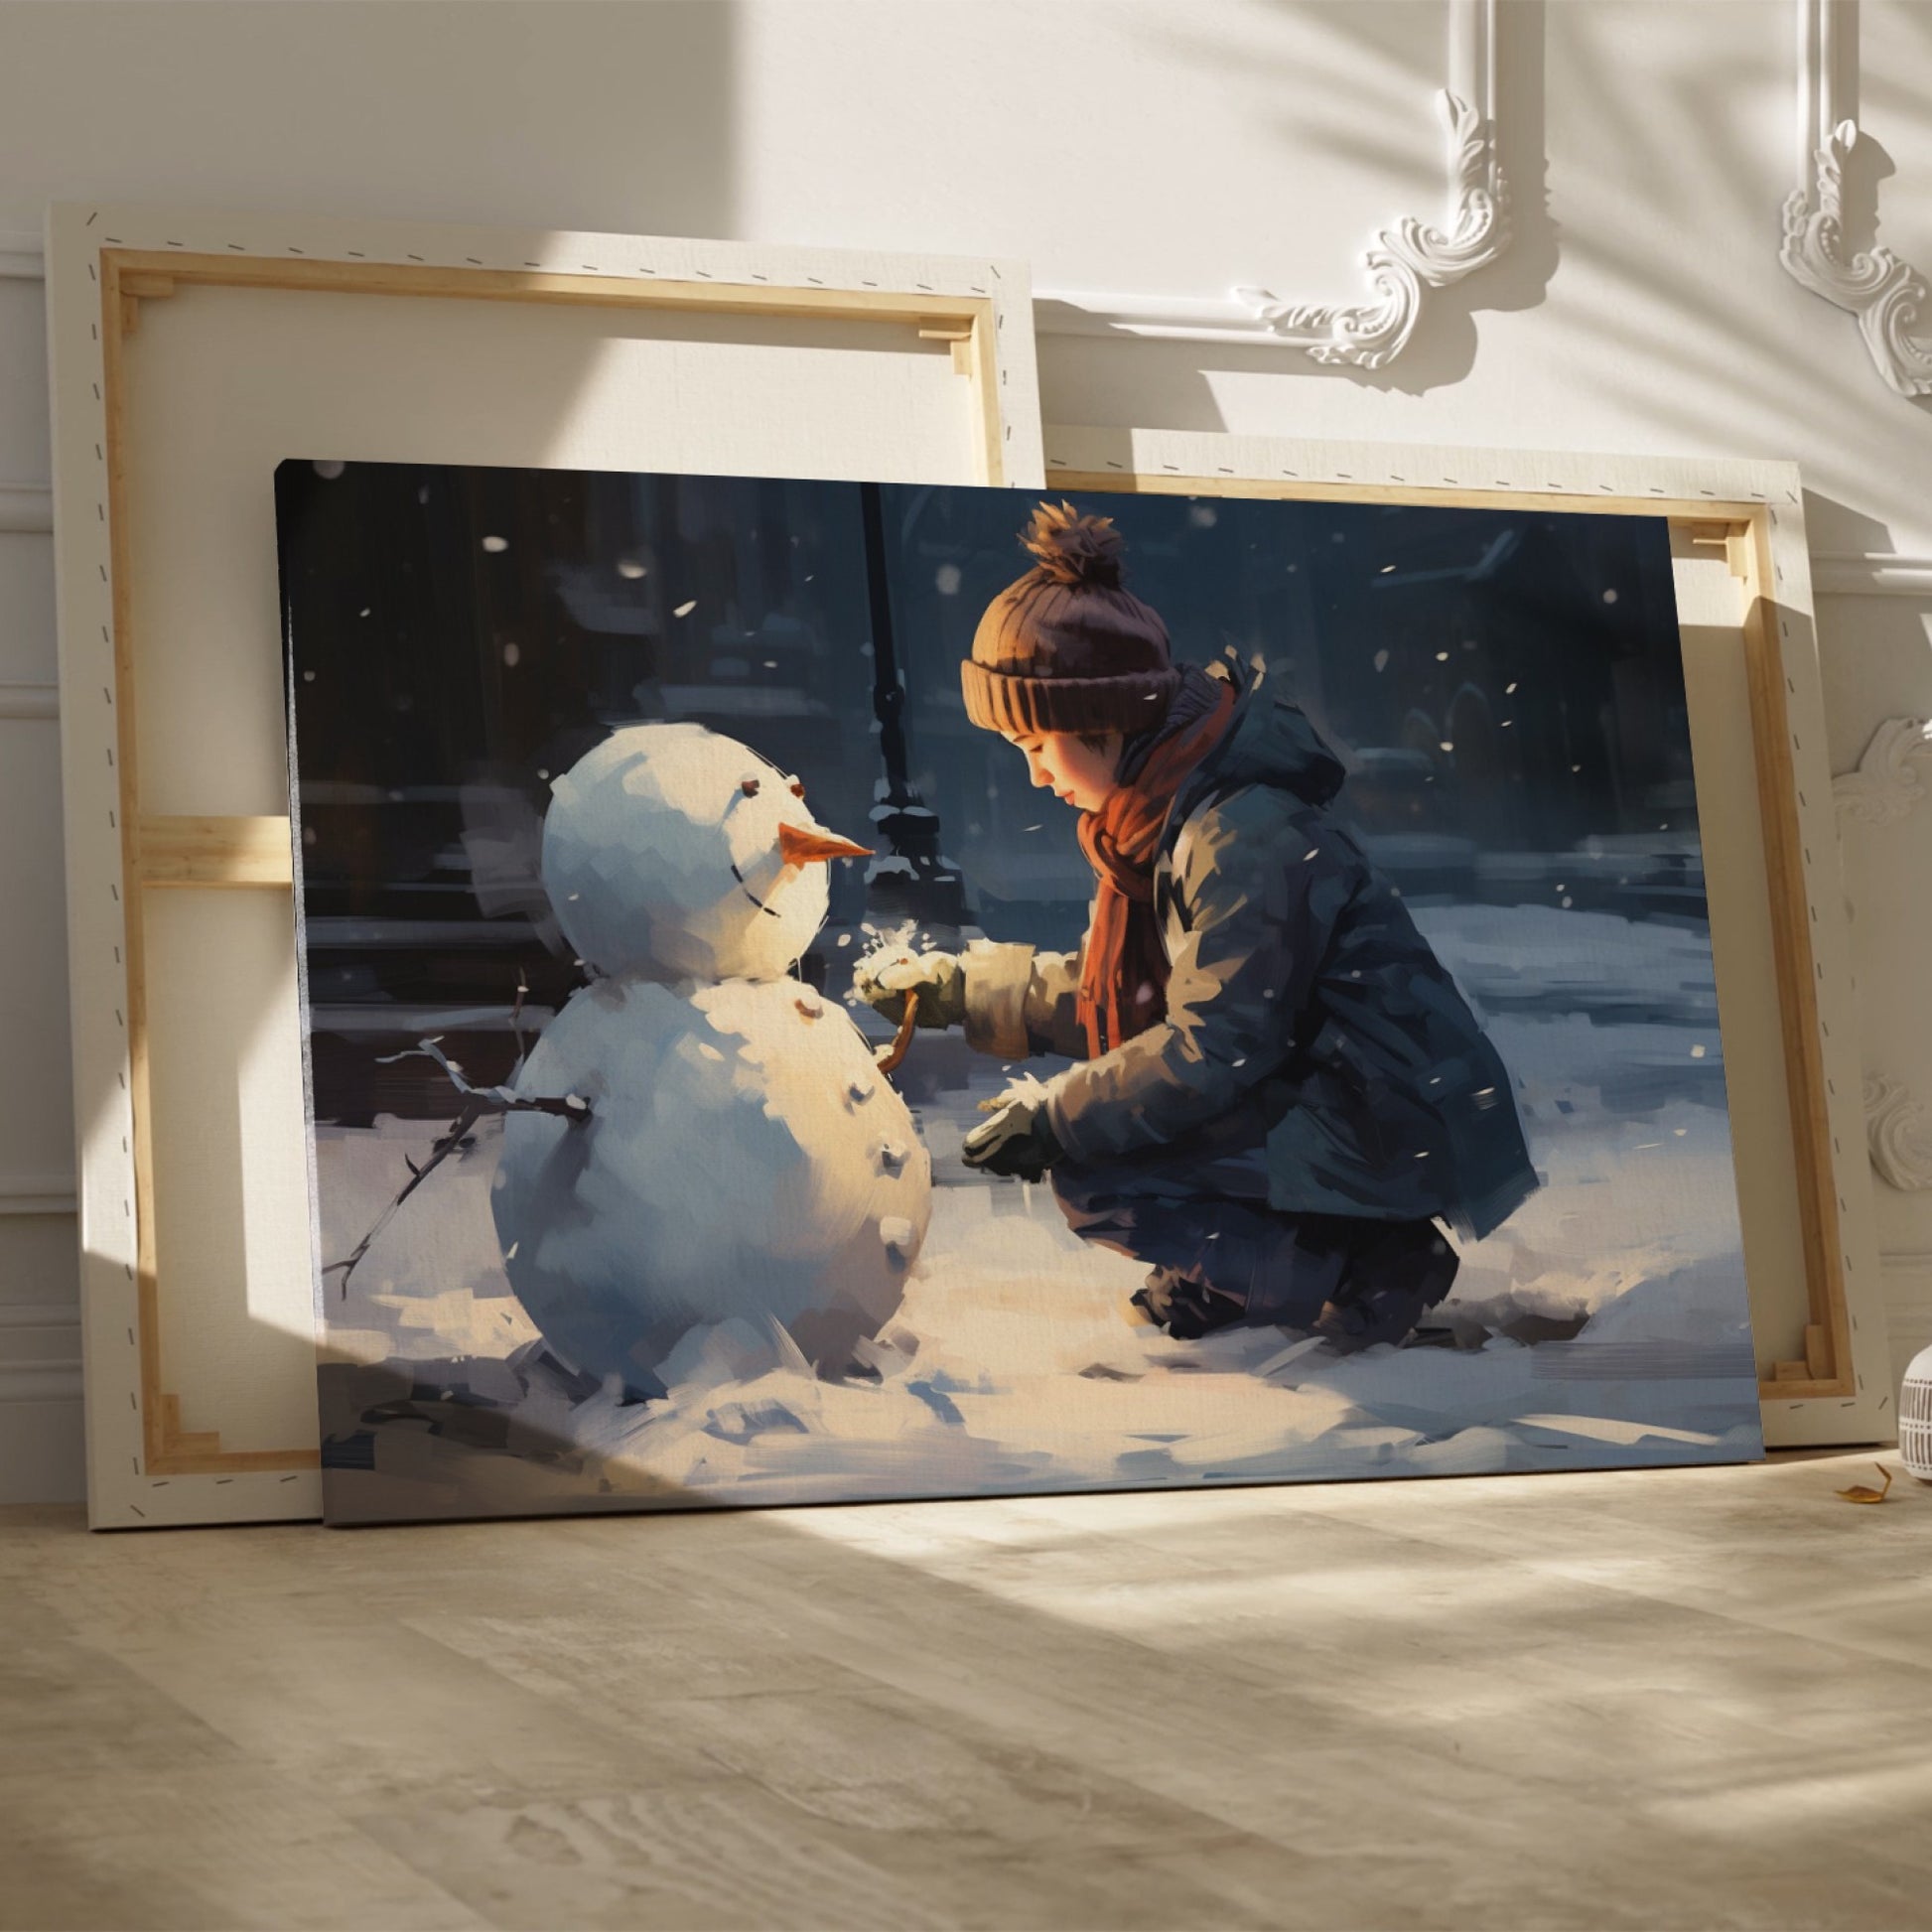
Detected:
left=3, top=1454, right=1930, bottom=1930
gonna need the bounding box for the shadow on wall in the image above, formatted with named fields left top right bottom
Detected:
left=1523, top=0, right=1930, bottom=464
left=0, top=3, right=739, bottom=240
left=1037, top=0, right=1557, bottom=420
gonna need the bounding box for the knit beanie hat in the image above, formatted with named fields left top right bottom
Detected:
left=961, top=502, right=1180, bottom=736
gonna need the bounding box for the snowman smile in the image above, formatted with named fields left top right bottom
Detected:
left=727, top=860, right=785, bottom=918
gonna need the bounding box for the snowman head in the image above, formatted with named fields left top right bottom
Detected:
left=541, top=723, right=870, bottom=983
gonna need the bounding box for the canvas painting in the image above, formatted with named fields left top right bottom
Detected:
left=278, top=461, right=1765, bottom=1523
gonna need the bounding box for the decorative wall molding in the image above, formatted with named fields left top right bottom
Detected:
left=0, top=490, right=59, bottom=720
left=0, top=683, right=58, bottom=722
left=0, top=1302, right=79, bottom=1330
left=0, top=223, right=43, bottom=280
left=1834, top=716, right=1932, bottom=825
left=1838, top=724, right=1932, bottom=1199
left=1035, top=0, right=1509, bottom=367
left=0, top=1174, right=78, bottom=1217
left=1781, top=0, right=1932, bottom=399
left=0, top=10, right=1510, bottom=373
left=0, top=482, right=54, bottom=533
left=1811, top=552, right=1932, bottom=597
left=0, top=231, right=43, bottom=281
left=0, top=1364, right=83, bottom=1406
left=1864, top=1073, right=1932, bottom=1192
left=1878, top=1251, right=1932, bottom=1275
left=0, top=1304, right=82, bottom=1409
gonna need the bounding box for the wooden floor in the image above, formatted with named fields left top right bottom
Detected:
left=3, top=1450, right=1930, bottom=1931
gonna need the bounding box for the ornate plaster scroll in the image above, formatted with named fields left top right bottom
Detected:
left=1035, top=0, right=1509, bottom=368
left=1864, top=1074, right=1932, bottom=1191
left=1780, top=0, right=1932, bottom=399
left=1234, top=90, right=1509, bottom=369
left=1833, top=717, right=1932, bottom=826
left=1837, top=721, right=1932, bottom=1191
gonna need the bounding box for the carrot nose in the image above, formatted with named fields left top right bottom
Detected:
left=777, top=821, right=873, bottom=867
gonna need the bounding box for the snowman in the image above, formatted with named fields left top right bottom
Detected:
left=490, top=722, right=933, bottom=1397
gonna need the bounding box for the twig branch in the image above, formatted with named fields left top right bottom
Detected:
left=876, top=990, right=919, bottom=1076
left=323, top=1034, right=589, bottom=1295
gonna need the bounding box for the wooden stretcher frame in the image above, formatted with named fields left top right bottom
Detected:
left=47, top=202, right=1043, bottom=1526
left=1043, top=425, right=1890, bottom=1449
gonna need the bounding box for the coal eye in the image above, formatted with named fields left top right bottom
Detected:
left=741, top=777, right=760, bottom=796
left=790, top=780, right=806, bottom=799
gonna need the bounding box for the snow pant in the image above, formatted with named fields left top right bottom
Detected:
left=1049, top=1138, right=1458, bottom=1346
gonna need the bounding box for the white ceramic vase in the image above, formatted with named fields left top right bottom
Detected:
left=1902, top=1343, right=1932, bottom=1480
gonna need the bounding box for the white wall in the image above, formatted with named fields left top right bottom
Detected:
left=2, top=0, right=1928, bottom=1502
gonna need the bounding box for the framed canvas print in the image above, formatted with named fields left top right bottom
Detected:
left=278, top=437, right=1862, bottom=1524
left=45, top=202, right=1042, bottom=1526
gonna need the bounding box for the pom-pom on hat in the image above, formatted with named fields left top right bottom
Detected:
left=961, top=501, right=1180, bottom=736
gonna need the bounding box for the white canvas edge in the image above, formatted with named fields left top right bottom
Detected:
left=1042, top=424, right=1890, bottom=1450
left=47, top=200, right=1045, bottom=1528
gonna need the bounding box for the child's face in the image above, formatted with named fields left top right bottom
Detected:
left=1003, top=730, right=1123, bottom=814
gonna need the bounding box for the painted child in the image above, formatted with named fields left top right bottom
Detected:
left=857, top=502, right=1538, bottom=1349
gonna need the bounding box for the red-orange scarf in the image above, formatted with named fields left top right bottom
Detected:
left=1075, top=679, right=1236, bottom=1058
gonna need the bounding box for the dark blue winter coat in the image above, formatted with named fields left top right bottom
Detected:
left=961, top=659, right=1538, bottom=1240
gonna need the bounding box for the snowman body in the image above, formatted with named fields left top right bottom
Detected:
left=490, top=723, right=931, bottom=1392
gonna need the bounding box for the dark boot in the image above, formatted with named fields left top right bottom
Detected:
left=1131, top=1268, right=1249, bottom=1340
left=1314, top=1222, right=1459, bottom=1354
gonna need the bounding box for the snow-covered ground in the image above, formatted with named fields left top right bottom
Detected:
left=313, top=903, right=1762, bottom=1522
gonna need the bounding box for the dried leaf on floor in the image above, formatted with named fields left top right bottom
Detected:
left=1835, top=1463, right=1894, bottom=1505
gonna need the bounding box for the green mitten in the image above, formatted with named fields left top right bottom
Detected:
left=853, top=948, right=968, bottom=1031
